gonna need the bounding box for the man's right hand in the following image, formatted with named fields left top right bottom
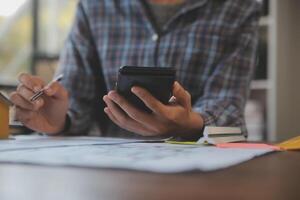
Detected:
left=10, top=73, right=69, bottom=134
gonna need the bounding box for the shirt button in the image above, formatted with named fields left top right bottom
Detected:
left=152, top=34, right=159, bottom=41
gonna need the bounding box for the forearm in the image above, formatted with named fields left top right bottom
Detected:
left=55, top=1, right=103, bottom=136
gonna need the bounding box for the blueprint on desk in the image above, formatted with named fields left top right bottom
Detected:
left=0, top=135, right=275, bottom=173
left=0, top=135, right=164, bottom=152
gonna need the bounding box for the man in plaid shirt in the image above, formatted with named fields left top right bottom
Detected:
left=11, top=0, right=260, bottom=139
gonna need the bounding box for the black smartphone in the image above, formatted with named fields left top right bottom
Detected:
left=116, top=66, right=176, bottom=112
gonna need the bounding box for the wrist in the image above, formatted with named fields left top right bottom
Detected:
left=48, top=114, right=70, bottom=135
left=61, top=114, right=71, bottom=133
left=175, top=112, right=204, bottom=140
left=189, top=112, right=204, bottom=132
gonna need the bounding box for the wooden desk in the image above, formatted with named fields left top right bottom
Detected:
left=0, top=151, right=299, bottom=200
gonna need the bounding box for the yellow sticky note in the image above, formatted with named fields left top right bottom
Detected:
left=278, top=136, right=300, bottom=151
left=165, top=141, right=198, bottom=145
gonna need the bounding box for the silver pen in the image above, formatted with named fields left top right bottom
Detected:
left=30, top=74, right=64, bottom=102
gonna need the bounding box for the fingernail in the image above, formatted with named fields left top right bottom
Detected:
left=34, top=86, right=41, bottom=92
left=103, top=95, right=108, bottom=101
left=109, top=90, right=116, bottom=95
left=46, top=87, right=52, bottom=93
left=108, top=92, right=116, bottom=100
left=104, top=107, right=109, bottom=113
left=131, top=87, right=138, bottom=93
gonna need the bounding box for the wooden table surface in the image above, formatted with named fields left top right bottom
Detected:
left=0, top=151, right=299, bottom=200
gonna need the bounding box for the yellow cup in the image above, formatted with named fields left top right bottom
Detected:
left=0, top=102, right=10, bottom=139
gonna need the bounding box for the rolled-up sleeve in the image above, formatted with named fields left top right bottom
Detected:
left=193, top=3, right=260, bottom=134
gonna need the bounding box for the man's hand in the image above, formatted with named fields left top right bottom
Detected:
left=10, top=73, right=69, bottom=134
left=103, top=81, right=204, bottom=137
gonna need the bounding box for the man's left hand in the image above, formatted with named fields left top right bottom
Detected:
left=103, top=81, right=204, bottom=137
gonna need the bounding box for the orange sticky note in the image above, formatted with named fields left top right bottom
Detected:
left=216, top=143, right=282, bottom=151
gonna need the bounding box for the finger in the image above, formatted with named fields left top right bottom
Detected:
left=16, top=84, right=43, bottom=104
left=16, top=85, right=44, bottom=110
left=107, top=91, right=159, bottom=127
left=104, top=107, right=119, bottom=123
left=104, top=95, right=129, bottom=121
left=130, top=87, right=166, bottom=115
left=172, top=82, right=191, bottom=108
left=104, top=107, right=153, bottom=136
left=103, top=96, right=155, bottom=136
left=107, top=91, right=169, bottom=135
left=44, top=81, right=68, bottom=100
left=18, top=73, right=45, bottom=92
left=15, top=106, right=35, bottom=124
left=10, top=92, right=43, bottom=111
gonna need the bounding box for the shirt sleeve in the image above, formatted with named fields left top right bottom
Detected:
left=192, top=3, right=260, bottom=134
left=55, top=2, right=104, bottom=135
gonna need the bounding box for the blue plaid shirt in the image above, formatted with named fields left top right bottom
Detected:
left=57, top=0, right=260, bottom=137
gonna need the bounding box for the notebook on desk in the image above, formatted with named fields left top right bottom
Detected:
left=198, top=126, right=246, bottom=145
left=167, top=126, right=246, bottom=145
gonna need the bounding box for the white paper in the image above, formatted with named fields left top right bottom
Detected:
left=0, top=136, right=274, bottom=173
left=0, top=135, right=164, bottom=152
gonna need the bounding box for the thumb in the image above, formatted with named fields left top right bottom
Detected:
left=172, top=81, right=191, bottom=108
left=44, top=82, right=68, bottom=100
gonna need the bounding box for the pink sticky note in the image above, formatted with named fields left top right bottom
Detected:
left=216, top=143, right=282, bottom=151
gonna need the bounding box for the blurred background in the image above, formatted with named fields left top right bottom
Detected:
left=0, top=0, right=299, bottom=142
left=0, top=0, right=76, bottom=84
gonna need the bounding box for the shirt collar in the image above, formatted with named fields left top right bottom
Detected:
left=137, top=0, right=208, bottom=34
left=180, top=0, right=208, bottom=14
left=164, top=0, right=208, bottom=30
